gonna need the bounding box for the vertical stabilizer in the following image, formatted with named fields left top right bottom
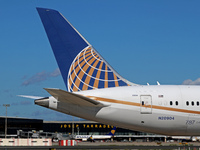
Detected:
left=107, top=127, right=117, bottom=136
left=37, top=8, right=136, bottom=92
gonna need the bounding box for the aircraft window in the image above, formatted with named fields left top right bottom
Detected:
left=142, top=101, right=144, bottom=105
left=192, top=101, right=194, bottom=106
left=175, top=101, right=178, bottom=106
left=170, top=101, right=173, bottom=105
left=186, top=101, right=189, bottom=106
left=197, top=101, right=199, bottom=106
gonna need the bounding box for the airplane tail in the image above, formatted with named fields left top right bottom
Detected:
left=107, top=127, right=117, bottom=136
left=37, top=8, right=136, bottom=92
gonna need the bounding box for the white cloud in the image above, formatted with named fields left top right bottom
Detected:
left=20, top=100, right=32, bottom=105
left=50, top=68, right=60, bottom=77
left=22, top=68, right=61, bottom=86
left=182, top=78, right=200, bottom=85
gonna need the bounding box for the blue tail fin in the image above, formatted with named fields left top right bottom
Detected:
left=37, top=8, right=135, bottom=92
left=107, top=127, right=116, bottom=136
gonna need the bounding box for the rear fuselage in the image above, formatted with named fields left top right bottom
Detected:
left=42, top=85, right=200, bottom=136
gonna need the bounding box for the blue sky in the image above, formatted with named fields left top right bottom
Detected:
left=0, top=0, right=200, bottom=121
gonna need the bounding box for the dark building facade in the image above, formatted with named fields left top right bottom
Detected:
left=43, top=121, right=143, bottom=136
left=0, top=117, right=166, bottom=142
left=0, top=117, right=43, bottom=136
left=0, top=117, right=147, bottom=137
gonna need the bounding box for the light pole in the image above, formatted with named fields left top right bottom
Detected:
left=72, top=116, right=74, bottom=136
left=3, top=104, right=10, bottom=138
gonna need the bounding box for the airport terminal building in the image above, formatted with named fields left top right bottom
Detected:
left=0, top=116, right=141, bottom=135
left=0, top=116, right=165, bottom=141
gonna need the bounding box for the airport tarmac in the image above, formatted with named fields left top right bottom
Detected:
left=1, top=142, right=200, bottom=149
left=78, top=141, right=200, bottom=146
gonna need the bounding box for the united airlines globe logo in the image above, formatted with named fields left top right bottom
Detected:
left=67, top=46, right=129, bottom=92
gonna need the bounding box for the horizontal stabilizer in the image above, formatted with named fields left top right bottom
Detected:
left=44, top=88, right=106, bottom=107
left=18, top=95, right=44, bottom=100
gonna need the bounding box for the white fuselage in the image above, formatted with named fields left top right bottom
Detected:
left=47, top=85, right=200, bottom=136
